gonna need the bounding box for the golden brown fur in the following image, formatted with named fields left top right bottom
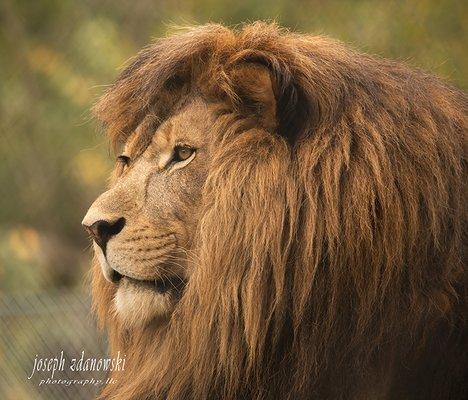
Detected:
left=92, top=22, right=467, bottom=399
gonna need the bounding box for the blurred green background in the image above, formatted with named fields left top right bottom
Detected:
left=0, top=1, right=466, bottom=398
left=0, top=0, right=467, bottom=294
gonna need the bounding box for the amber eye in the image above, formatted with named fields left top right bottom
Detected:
left=173, top=146, right=195, bottom=162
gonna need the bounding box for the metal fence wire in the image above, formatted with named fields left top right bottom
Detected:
left=0, top=290, right=108, bottom=400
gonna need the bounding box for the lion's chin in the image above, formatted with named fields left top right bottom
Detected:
left=113, top=277, right=180, bottom=327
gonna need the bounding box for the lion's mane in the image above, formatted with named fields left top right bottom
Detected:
left=92, top=23, right=467, bottom=399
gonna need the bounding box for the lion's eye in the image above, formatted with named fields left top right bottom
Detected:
left=173, top=146, right=195, bottom=163
left=117, top=155, right=130, bottom=172
left=117, top=155, right=130, bottom=165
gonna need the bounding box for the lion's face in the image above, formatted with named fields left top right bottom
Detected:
left=83, top=98, right=215, bottom=326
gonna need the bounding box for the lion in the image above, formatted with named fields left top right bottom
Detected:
left=83, top=22, right=467, bottom=400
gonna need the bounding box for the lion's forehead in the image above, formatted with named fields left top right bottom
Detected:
left=125, top=97, right=214, bottom=161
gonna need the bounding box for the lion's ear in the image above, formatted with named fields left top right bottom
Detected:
left=224, top=59, right=313, bottom=143
left=227, top=63, right=277, bottom=131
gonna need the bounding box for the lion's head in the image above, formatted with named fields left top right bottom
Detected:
left=85, top=23, right=467, bottom=400
left=83, top=98, right=215, bottom=326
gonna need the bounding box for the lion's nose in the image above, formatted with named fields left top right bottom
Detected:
left=83, top=217, right=126, bottom=252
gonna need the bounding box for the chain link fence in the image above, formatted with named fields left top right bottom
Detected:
left=0, top=290, right=108, bottom=399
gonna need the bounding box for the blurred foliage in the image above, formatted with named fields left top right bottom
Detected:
left=0, top=0, right=466, bottom=293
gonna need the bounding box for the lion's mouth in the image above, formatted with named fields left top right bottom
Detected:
left=114, top=270, right=186, bottom=294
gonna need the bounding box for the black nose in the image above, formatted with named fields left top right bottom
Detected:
left=83, top=217, right=125, bottom=253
